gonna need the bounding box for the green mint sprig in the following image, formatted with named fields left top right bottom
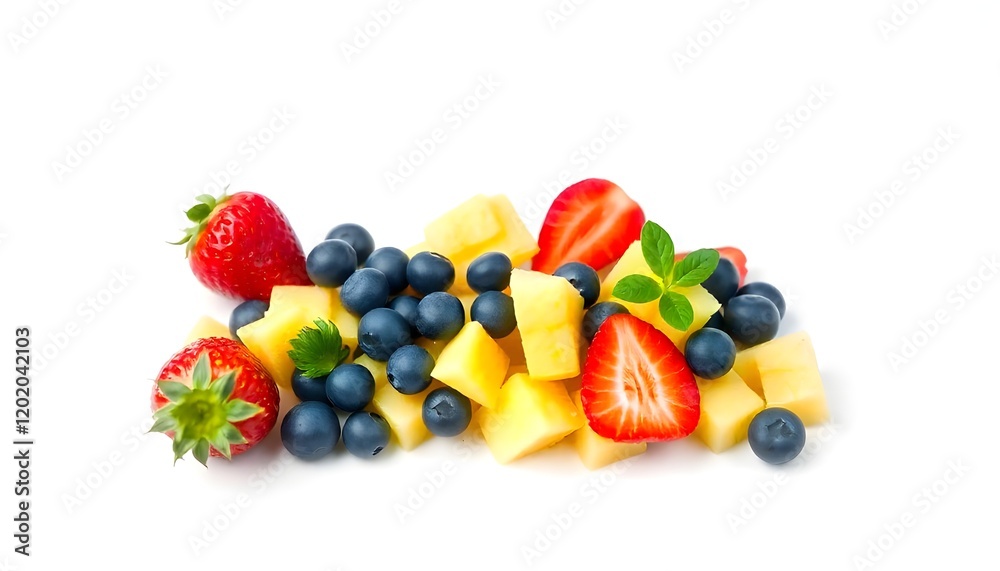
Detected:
left=611, top=221, right=720, bottom=331
left=287, top=318, right=350, bottom=378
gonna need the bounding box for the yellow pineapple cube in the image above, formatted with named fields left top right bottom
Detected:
left=269, top=285, right=359, bottom=350
left=733, top=331, right=829, bottom=425
left=693, top=370, right=765, bottom=453
left=569, top=391, right=646, bottom=469
left=355, top=354, right=389, bottom=391
left=431, top=322, right=509, bottom=408
left=371, top=382, right=441, bottom=451
left=404, top=242, right=429, bottom=258
left=416, top=337, right=448, bottom=360
left=237, top=307, right=306, bottom=388
left=496, top=328, right=526, bottom=368
left=508, top=269, right=584, bottom=381
left=476, top=374, right=585, bottom=464
left=184, top=315, right=232, bottom=344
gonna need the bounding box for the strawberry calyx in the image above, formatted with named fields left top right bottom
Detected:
left=150, top=352, right=262, bottom=466
left=169, top=191, right=231, bottom=256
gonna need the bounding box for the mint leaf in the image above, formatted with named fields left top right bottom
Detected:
left=612, top=275, right=662, bottom=304
left=673, top=249, right=721, bottom=287
left=640, top=221, right=675, bottom=282
left=658, top=291, right=694, bottom=331
left=287, top=319, right=351, bottom=378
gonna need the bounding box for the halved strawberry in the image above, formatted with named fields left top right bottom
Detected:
left=580, top=313, right=700, bottom=443
left=676, top=246, right=748, bottom=286
left=532, top=179, right=644, bottom=274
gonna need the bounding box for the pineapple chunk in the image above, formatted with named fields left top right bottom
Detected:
left=733, top=351, right=763, bottom=397
left=355, top=354, right=389, bottom=391
left=733, top=331, right=828, bottom=425
left=422, top=195, right=539, bottom=293
left=269, top=285, right=359, bottom=350
left=693, top=370, right=765, bottom=453
left=496, top=328, right=526, bottom=368
left=237, top=307, right=305, bottom=388
left=598, top=241, right=720, bottom=347
left=431, top=322, right=509, bottom=409
left=570, top=390, right=646, bottom=469
left=416, top=337, right=448, bottom=360
left=476, top=374, right=585, bottom=464
left=184, top=315, right=232, bottom=344
left=371, top=382, right=441, bottom=451
left=509, top=269, right=584, bottom=381
left=404, top=242, right=429, bottom=259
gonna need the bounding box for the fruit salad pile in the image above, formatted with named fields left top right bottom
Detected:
left=151, top=178, right=829, bottom=470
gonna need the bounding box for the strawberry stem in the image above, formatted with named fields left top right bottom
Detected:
left=171, top=191, right=231, bottom=257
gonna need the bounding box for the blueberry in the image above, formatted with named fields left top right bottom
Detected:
left=702, top=257, right=740, bottom=305
left=422, top=387, right=472, bottom=437
left=386, top=345, right=435, bottom=395
left=684, top=328, right=736, bottom=380
left=407, top=252, right=455, bottom=295
left=325, top=223, right=375, bottom=264
left=291, top=369, right=328, bottom=403
left=736, top=282, right=786, bottom=319
left=229, top=299, right=268, bottom=340
left=466, top=252, right=513, bottom=293
left=358, top=308, right=413, bottom=361
left=748, top=408, right=806, bottom=465
left=388, top=295, right=420, bottom=337
left=723, top=294, right=780, bottom=347
left=470, top=291, right=516, bottom=338
left=582, top=302, right=630, bottom=343
left=365, top=247, right=410, bottom=295
left=342, top=411, right=391, bottom=458
left=340, top=268, right=390, bottom=316
left=415, top=292, right=465, bottom=341
left=703, top=310, right=725, bottom=331
left=307, top=239, right=357, bottom=287
left=325, top=363, right=376, bottom=411
left=280, top=401, right=340, bottom=460
left=553, top=262, right=601, bottom=308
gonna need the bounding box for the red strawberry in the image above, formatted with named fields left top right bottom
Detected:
left=150, top=337, right=279, bottom=465
left=581, top=313, right=700, bottom=443
left=174, top=191, right=311, bottom=301
left=676, top=246, right=748, bottom=286
left=532, top=179, right=645, bottom=274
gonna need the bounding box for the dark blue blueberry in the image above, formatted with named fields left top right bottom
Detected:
left=325, top=363, right=376, bottom=411
left=684, top=328, right=736, bottom=380
left=386, top=345, right=435, bottom=395
left=280, top=401, right=340, bottom=460
left=748, top=408, right=806, bottom=465
left=340, top=268, right=390, bottom=316
left=291, top=368, right=328, bottom=403
left=325, top=223, right=375, bottom=264
left=723, top=294, right=780, bottom=347
left=365, top=247, right=410, bottom=295
left=582, top=302, right=630, bottom=343
left=358, top=308, right=413, bottom=361
left=553, top=262, right=601, bottom=308
left=736, top=282, right=786, bottom=319
left=422, top=387, right=472, bottom=437
left=388, top=295, right=420, bottom=337
left=470, top=291, right=516, bottom=339
left=407, top=252, right=455, bottom=295
left=342, top=411, right=391, bottom=458
left=229, top=299, right=268, bottom=340
left=466, top=252, right=513, bottom=293
left=703, top=310, right=725, bottom=331
left=702, top=257, right=740, bottom=305
left=415, top=292, right=465, bottom=341
left=306, top=239, right=357, bottom=287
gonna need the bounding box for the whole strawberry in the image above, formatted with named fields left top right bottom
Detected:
left=150, top=337, right=280, bottom=465
left=174, top=191, right=311, bottom=301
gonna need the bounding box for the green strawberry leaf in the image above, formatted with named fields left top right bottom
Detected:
left=673, top=249, right=721, bottom=287
left=640, top=221, right=675, bottom=282
left=612, top=274, right=663, bottom=304
left=659, top=291, right=695, bottom=331
left=226, top=400, right=263, bottom=422
left=287, top=319, right=351, bottom=378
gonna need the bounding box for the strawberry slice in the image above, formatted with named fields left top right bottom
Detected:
left=581, top=313, right=700, bottom=443
left=676, top=246, right=748, bottom=286
left=532, top=179, right=644, bottom=274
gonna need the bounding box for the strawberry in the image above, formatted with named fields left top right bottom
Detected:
left=676, top=246, right=748, bottom=286
left=580, top=313, right=700, bottom=443
left=174, top=191, right=311, bottom=301
left=150, top=337, right=279, bottom=465
left=532, top=179, right=645, bottom=274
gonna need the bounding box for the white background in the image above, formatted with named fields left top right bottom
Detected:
left=2, top=1, right=999, bottom=569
